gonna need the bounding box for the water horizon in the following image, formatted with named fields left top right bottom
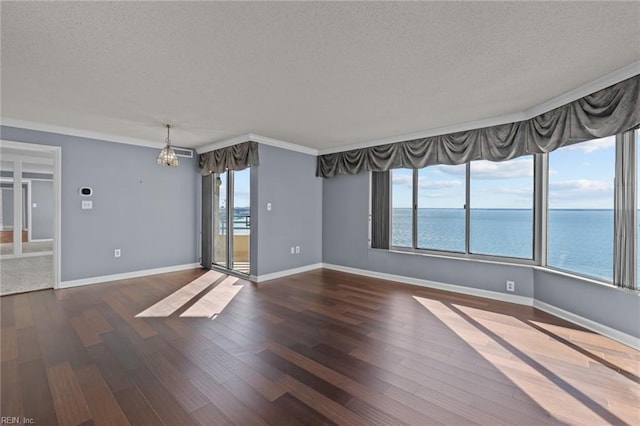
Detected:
left=392, top=208, right=616, bottom=281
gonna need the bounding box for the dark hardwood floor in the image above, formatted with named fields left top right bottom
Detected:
left=1, top=268, right=638, bottom=425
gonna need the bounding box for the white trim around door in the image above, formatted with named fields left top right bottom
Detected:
left=0, top=140, right=62, bottom=289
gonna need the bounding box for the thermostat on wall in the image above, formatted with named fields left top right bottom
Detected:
left=79, top=187, right=93, bottom=196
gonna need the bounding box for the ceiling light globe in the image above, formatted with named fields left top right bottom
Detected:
left=157, top=146, right=179, bottom=166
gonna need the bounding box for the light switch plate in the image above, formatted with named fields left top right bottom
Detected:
left=82, top=200, right=93, bottom=210
left=267, top=202, right=272, bottom=211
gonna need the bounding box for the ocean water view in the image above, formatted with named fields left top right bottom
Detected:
left=392, top=208, right=614, bottom=281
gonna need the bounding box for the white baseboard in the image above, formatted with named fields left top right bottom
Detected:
left=532, top=300, right=640, bottom=351
left=323, top=263, right=534, bottom=306
left=59, top=263, right=202, bottom=289
left=253, top=263, right=324, bottom=283
left=30, top=238, right=53, bottom=242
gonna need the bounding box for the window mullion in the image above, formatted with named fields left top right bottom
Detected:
left=465, top=162, right=470, bottom=254
left=412, top=169, right=418, bottom=249
left=534, top=153, right=548, bottom=266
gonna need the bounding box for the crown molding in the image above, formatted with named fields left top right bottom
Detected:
left=195, top=134, right=253, bottom=154
left=317, top=111, right=529, bottom=156
left=318, top=60, right=640, bottom=155
left=196, top=133, right=318, bottom=156
left=0, top=117, right=164, bottom=149
left=249, top=133, right=318, bottom=156
left=527, top=60, right=640, bottom=118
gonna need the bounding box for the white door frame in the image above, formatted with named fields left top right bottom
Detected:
left=0, top=140, right=61, bottom=289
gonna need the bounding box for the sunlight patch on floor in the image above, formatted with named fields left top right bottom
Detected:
left=135, top=270, right=224, bottom=317
left=180, top=276, right=242, bottom=319
left=412, top=295, right=637, bottom=425
left=532, top=320, right=640, bottom=379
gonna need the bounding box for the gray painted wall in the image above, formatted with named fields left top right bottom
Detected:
left=322, top=172, right=370, bottom=270
left=534, top=270, right=640, bottom=338
left=1, top=126, right=200, bottom=281
left=252, top=144, right=323, bottom=276
left=31, top=180, right=54, bottom=240
left=323, top=171, right=639, bottom=339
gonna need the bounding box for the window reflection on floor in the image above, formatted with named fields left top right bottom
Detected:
left=180, top=276, right=241, bottom=319
left=136, top=270, right=243, bottom=319
left=412, top=295, right=635, bottom=425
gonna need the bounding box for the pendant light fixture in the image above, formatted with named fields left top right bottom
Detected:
left=157, top=124, right=179, bottom=166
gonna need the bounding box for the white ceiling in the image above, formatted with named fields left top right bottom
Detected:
left=2, top=2, right=639, bottom=152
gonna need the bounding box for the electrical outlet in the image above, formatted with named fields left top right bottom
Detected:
left=114, top=249, right=121, bottom=258
left=295, top=246, right=300, bottom=254
left=506, top=280, right=515, bottom=292
left=290, top=246, right=295, bottom=254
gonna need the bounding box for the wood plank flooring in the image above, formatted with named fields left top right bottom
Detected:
left=1, top=268, right=638, bottom=425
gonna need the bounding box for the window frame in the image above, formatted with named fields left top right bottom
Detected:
left=387, top=129, right=638, bottom=287
left=390, top=159, right=537, bottom=266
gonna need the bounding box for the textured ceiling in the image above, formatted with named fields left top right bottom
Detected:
left=2, top=1, right=639, bottom=151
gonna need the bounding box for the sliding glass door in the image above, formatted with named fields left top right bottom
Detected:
left=232, top=168, right=250, bottom=274
left=213, top=171, right=228, bottom=268
left=212, top=169, right=250, bottom=274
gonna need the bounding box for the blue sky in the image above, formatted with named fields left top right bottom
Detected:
left=217, top=168, right=251, bottom=209
left=392, top=135, right=617, bottom=209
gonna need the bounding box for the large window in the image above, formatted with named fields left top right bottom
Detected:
left=386, top=130, right=638, bottom=287
left=391, top=157, right=534, bottom=260
left=417, top=165, right=465, bottom=252
left=470, top=157, right=534, bottom=259
left=391, top=169, right=413, bottom=247
left=547, top=137, right=614, bottom=280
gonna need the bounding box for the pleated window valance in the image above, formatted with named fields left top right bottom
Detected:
left=317, top=75, right=640, bottom=178
left=199, top=141, right=259, bottom=176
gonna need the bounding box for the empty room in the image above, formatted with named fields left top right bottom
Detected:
left=1, top=2, right=639, bottom=425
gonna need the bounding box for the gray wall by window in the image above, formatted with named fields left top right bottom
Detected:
left=251, top=144, right=323, bottom=276
left=1, top=125, right=200, bottom=281
left=323, top=171, right=639, bottom=339
left=31, top=180, right=54, bottom=240
left=534, top=270, right=640, bottom=338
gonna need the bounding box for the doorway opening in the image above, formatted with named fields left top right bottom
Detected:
left=212, top=168, right=250, bottom=274
left=0, top=140, right=61, bottom=295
